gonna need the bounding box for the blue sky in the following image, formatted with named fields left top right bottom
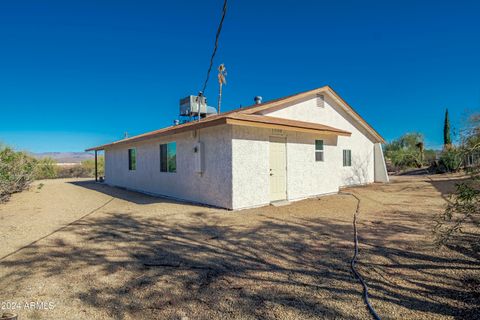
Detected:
left=0, top=0, right=479, bottom=152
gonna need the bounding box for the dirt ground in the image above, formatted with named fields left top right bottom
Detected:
left=0, top=176, right=478, bottom=320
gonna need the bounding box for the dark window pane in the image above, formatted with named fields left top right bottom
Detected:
left=160, top=144, right=167, bottom=172
left=128, top=149, right=136, bottom=170
left=315, top=152, right=324, bottom=162
left=315, top=140, right=324, bottom=151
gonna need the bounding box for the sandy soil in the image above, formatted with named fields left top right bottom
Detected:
left=0, top=176, right=478, bottom=319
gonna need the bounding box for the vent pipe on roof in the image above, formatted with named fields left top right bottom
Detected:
left=254, top=96, right=262, bottom=104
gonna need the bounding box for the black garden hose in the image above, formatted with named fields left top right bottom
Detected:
left=341, top=192, right=381, bottom=320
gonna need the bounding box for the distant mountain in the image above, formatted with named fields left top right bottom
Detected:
left=31, top=152, right=94, bottom=163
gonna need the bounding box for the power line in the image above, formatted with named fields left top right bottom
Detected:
left=200, top=0, right=228, bottom=95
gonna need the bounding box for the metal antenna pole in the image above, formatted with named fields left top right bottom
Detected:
left=198, top=92, right=203, bottom=122
left=218, top=82, right=223, bottom=114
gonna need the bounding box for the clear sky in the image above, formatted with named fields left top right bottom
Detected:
left=1, top=0, right=479, bottom=152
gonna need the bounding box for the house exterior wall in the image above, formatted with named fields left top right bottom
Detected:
left=231, top=126, right=343, bottom=209
left=230, top=96, right=378, bottom=210
left=101, top=95, right=385, bottom=210
left=262, top=96, right=377, bottom=186
left=104, top=125, right=233, bottom=209
left=374, top=143, right=389, bottom=183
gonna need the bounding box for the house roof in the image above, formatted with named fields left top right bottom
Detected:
left=86, top=86, right=383, bottom=151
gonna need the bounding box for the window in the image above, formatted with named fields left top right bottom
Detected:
left=315, top=140, right=324, bottom=161
left=343, top=149, right=352, bottom=167
left=128, top=148, right=136, bottom=170
left=160, top=142, right=176, bottom=173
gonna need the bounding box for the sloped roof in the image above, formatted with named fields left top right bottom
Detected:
left=86, top=86, right=383, bottom=151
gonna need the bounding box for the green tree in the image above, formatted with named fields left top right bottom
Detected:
left=444, top=108, right=452, bottom=148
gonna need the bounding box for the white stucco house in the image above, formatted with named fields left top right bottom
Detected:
left=87, top=86, right=389, bottom=210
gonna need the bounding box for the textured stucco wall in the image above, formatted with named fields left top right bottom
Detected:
left=231, top=126, right=343, bottom=209
left=105, top=125, right=232, bottom=208
left=230, top=95, right=378, bottom=209
left=231, top=126, right=270, bottom=209
left=263, top=96, right=376, bottom=187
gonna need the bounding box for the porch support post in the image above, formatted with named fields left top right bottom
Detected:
left=95, top=150, right=98, bottom=182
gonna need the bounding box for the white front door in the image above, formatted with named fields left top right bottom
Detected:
left=269, top=136, right=287, bottom=202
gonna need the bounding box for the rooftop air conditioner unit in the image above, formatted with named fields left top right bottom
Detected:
left=180, top=95, right=207, bottom=117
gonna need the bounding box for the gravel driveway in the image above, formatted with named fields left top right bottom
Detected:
left=0, top=175, right=478, bottom=319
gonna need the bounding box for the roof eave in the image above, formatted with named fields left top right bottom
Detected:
left=225, top=118, right=351, bottom=136
left=245, top=86, right=385, bottom=143
left=85, top=117, right=228, bottom=151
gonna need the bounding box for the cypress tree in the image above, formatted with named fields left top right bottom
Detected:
left=444, top=108, right=452, bottom=148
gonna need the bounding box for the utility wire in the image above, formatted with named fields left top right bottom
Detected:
left=200, top=0, right=228, bottom=95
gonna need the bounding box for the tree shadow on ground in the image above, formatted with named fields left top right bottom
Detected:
left=69, top=180, right=205, bottom=207
left=1, top=178, right=479, bottom=319
left=427, top=175, right=471, bottom=198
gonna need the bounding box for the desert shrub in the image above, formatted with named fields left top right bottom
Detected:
left=384, top=132, right=429, bottom=170
left=435, top=112, right=480, bottom=245
left=387, top=148, right=422, bottom=169
left=0, top=146, right=37, bottom=203
left=55, top=156, right=104, bottom=179
left=35, top=157, right=57, bottom=179
left=55, top=165, right=91, bottom=178
left=424, top=149, right=438, bottom=163
left=439, top=148, right=463, bottom=173
left=0, top=146, right=103, bottom=202
left=81, top=156, right=104, bottom=177
left=434, top=166, right=479, bottom=245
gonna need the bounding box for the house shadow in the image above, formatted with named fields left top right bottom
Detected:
left=69, top=180, right=215, bottom=208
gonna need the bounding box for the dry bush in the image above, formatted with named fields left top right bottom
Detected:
left=81, top=156, right=104, bottom=177
left=55, top=165, right=92, bottom=178
left=35, top=157, right=57, bottom=179
left=0, top=146, right=37, bottom=203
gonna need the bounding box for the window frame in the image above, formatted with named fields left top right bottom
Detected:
left=315, top=140, right=324, bottom=162
left=160, top=142, right=177, bottom=173
left=128, top=148, right=136, bottom=171
left=343, top=149, right=352, bottom=167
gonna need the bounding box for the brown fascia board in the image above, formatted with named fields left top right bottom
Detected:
left=85, top=116, right=228, bottom=151
left=86, top=113, right=350, bottom=151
